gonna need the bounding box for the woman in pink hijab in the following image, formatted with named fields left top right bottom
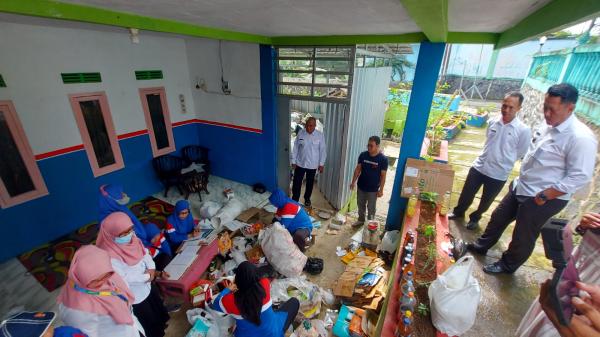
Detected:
left=96, top=212, right=169, bottom=337
left=57, top=245, right=144, bottom=337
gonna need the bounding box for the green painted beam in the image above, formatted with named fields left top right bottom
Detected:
left=271, top=33, right=427, bottom=46
left=496, top=0, right=600, bottom=49
left=486, top=49, right=500, bottom=79
left=0, top=0, right=271, bottom=44
left=399, top=0, right=448, bottom=42
left=447, top=32, right=499, bottom=45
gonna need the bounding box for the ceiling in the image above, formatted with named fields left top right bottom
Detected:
left=62, top=0, right=550, bottom=36
left=2, top=0, right=598, bottom=48
left=63, top=0, right=421, bottom=36
left=449, top=0, right=552, bottom=32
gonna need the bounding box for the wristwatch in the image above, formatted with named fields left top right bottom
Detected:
left=537, top=192, right=548, bottom=202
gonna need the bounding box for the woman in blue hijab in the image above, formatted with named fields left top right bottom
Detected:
left=268, top=189, right=313, bottom=252
left=98, top=184, right=172, bottom=269
left=166, top=200, right=199, bottom=250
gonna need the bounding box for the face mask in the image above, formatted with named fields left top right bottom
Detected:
left=116, top=195, right=130, bottom=206
left=114, top=232, right=133, bottom=245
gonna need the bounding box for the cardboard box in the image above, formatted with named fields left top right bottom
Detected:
left=401, top=158, right=454, bottom=202
left=236, top=207, right=261, bottom=223
left=236, top=207, right=274, bottom=225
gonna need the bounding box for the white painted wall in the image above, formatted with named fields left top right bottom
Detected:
left=0, top=20, right=195, bottom=154
left=185, top=38, right=262, bottom=130
left=0, top=18, right=263, bottom=155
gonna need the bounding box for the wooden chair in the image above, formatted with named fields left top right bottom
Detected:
left=152, top=155, right=190, bottom=197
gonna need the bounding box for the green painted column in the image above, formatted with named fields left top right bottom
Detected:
left=486, top=49, right=499, bottom=79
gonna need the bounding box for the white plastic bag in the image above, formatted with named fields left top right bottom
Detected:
left=200, top=201, right=222, bottom=219
left=271, top=277, right=322, bottom=320
left=186, top=307, right=234, bottom=337
left=428, top=255, right=481, bottom=336
left=259, top=223, right=307, bottom=277
left=212, top=199, right=245, bottom=229
left=380, top=230, right=400, bottom=253
left=185, top=308, right=218, bottom=337
left=205, top=306, right=235, bottom=337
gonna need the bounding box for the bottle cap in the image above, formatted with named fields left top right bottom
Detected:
left=408, top=291, right=414, bottom=297
left=407, top=271, right=413, bottom=276
left=403, top=318, right=411, bottom=325
left=405, top=311, right=412, bottom=318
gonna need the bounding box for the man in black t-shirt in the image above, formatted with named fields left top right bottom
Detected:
left=350, top=136, right=388, bottom=226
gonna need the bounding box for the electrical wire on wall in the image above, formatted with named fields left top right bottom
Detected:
left=194, top=40, right=261, bottom=100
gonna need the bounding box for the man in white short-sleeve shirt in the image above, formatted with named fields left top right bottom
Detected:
left=468, top=83, right=598, bottom=274
left=449, top=92, right=531, bottom=230
left=291, top=117, right=326, bottom=207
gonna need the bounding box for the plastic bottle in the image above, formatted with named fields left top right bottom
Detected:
left=401, top=243, right=413, bottom=262
left=439, top=191, right=451, bottom=216
left=402, top=261, right=415, bottom=278
left=402, top=280, right=415, bottom=295
left=400, top=291, right=416, bottom=312
left=402, top=271, right=414, bottom=285
left=395, top=317, right=413, bottom=337
left=406, top=193, right=418, bottom=217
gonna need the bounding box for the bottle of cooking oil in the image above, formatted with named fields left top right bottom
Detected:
left=406, top=192, right=418, bottom=217
left=439, top=191, right=451, bottom=216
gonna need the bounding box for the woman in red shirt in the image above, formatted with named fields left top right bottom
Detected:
left=212, top=262, right=299, bottom=337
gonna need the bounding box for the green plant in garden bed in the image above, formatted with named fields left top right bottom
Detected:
left=424, top=225, right=435, bottom=239
left=422, top=242, right=438, bottom=272
left=417, top=303, right=430, bottom=317
left=419, top=192, right=438, bottom=204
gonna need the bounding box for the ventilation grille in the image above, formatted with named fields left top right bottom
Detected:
left=61, top=72, right=102, bottom=84
left=135, top=70, right=163, bottom=80
left=0, top=75, right=5, bottom=87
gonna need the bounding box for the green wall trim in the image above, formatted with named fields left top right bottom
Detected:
left=447, top=32, right=499, bottom=44
left=271, top=33, right=428, bottom=46
left=496, top=0, right=600, bottom=49
left=0, top=0, right=272, bottom=44
left=399, top=0, right=448, bottom=42
left=486, top=49, right=500, bottom=79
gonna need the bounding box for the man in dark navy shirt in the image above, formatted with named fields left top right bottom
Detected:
left=350, top=136, right=388, bottom=226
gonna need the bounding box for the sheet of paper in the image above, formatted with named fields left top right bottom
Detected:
left=179, top=245, right=199, bottom=258
left=164, top=263, right=189, bottom=280
left=225, top=220, right=246, bottom=231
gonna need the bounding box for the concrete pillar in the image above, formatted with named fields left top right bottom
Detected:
left=386, top=42, right=446, bottom=230
left=557, top=52, right=573, bottom=83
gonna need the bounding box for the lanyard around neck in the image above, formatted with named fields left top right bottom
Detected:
left=72, top=281, right=129, bottom=304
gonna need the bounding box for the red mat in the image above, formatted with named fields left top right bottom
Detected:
left=18, top=197, right=174, bottom=292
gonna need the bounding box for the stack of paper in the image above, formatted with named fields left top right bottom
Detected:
left=164, top=245, right=199, bottom=280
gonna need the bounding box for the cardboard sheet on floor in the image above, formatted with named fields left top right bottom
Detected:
left=236, top=207, right=274, bottom=225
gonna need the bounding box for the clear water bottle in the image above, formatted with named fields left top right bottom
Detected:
left=402, top=280, right=415, bottom=296
left=400, top=291, right=416, bottom=313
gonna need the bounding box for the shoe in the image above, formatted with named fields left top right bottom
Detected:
left=466, top=221, right=479, bottom=230
left=483, top=261, right=512, bottom=274
left=304, top=200, right=312, bottom=208
left=466, top=242, right=488, bottom=255
left=448, top=212, right=464, bottom=220
left=165, top=303, right=181, bottom=313
left=353, top=221, right=364, bottom=227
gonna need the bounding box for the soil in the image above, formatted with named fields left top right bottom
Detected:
left=428, top=141, right=441, bottom=156
left=411, top=201, right=438, bottom=336
left=412, top=284, right=436, bottom=337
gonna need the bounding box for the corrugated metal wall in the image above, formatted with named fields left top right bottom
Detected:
left=289, top=100, right=329, bottom=118
left=317, top=103, right=349, bottom=208
left=336, top=67, right=392, bottom=209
